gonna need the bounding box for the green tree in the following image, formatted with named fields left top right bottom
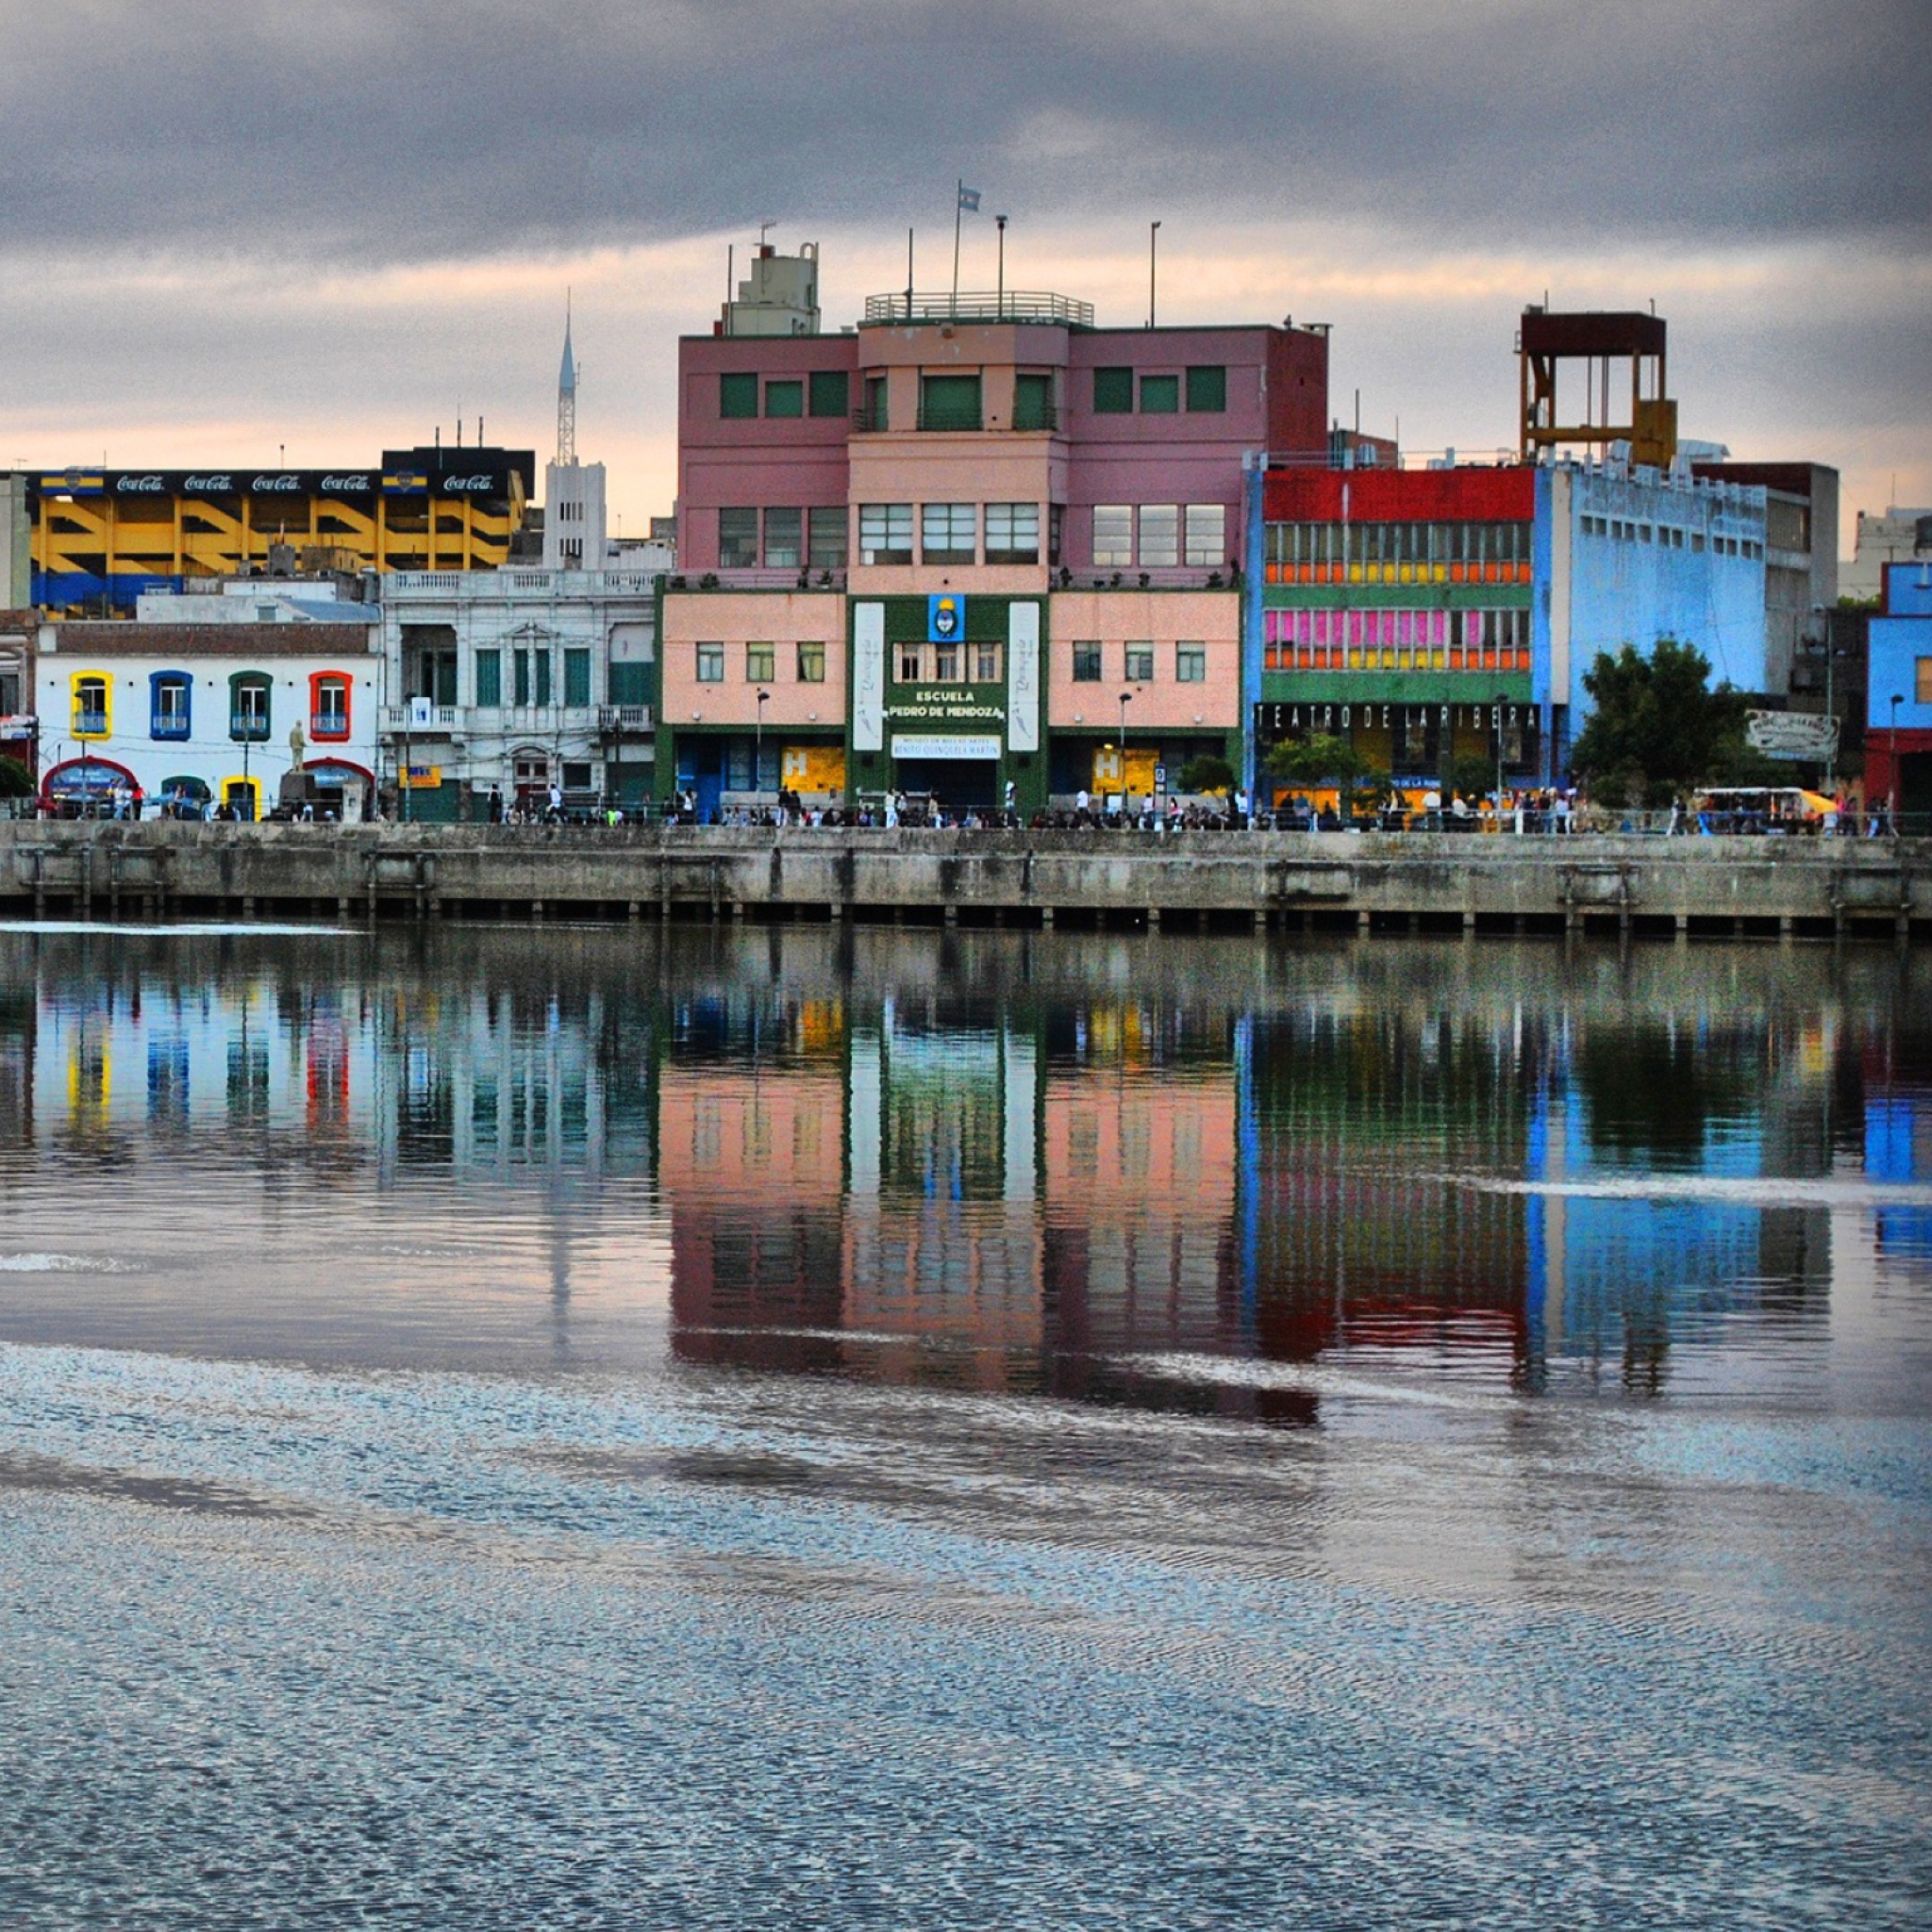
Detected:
left=1567, top=639, right=1751, bottom=807
left=0, top=756, right=33, bottom=800
left=1447, top=750, right=1498, bottom=804
left=1265, top=734, right=1390, bottom=812
left=1176, top=754, right=1234, bottom=795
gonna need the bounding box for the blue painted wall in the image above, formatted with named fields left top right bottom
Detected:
left=1559, top=469, right=1769, bottom=731
left=1884, top=561, right=1932, bottom=619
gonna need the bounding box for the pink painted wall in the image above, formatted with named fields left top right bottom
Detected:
left=677, top=337, right=856, bottom=569
left=1045, top=589, right=1241, bottom=727
left=659, top=590, right=847, bottom=726
left=1058, top=325, right=1324, bottom=574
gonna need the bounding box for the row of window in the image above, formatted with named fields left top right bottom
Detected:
left=67, top=671, right=353, bottom=743
left=1262, top=608, right=1531, bottom=672
left=404, top=650, right=653, bottom=709
left=857, top=502, right=1061, bottom=567
left=471, top=647, right=596, bottom=708
left=1265, top=608, right=1530, bottom=649
left=1266, top=521, right=1532, bottom=568
left=719, top=506, right=849, bottom=570
left=1072, top=642, right=1208, bottom=684
left=688, top=639, right=1213, bottom=687
left=1580, top=512, right=1762, bottom=558
left=716, top=501, right=1229, bottom=571
left=1093, top=366, right=1226, bottom=415
left=1092, top=503, right=1229, bottom=569
left=720, top=370, right=851, bottom=421
left=695, top=642, right=828, bottom=685
left=718, top=365, right=1227, bottom=425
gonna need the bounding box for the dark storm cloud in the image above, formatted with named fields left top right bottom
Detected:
left=0, top=0, right=1921, bottom=264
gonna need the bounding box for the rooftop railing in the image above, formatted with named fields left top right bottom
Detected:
left=861, top=291, right=1094, bottom=327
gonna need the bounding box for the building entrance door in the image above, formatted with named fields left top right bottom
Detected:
left=513, top=752, right=549, bottom=815
left=895, top=758, right=999, bottom=812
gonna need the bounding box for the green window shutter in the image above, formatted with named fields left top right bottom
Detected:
left=720, top=372, right=758, bottom=419
left=764, top=379, right=804, bottom=418
left=1012, top=374, right=1053, bottom=430
left=1186, top=365, right=1227, bottom=412
left=1092, top=367, right=1133, bottom=413
left=475, top=649, right=501, bottom=708
left=564, top=647, right=591, bottom=706
left=920, top=374, right=981, bottom=430
left=1140, top=374, right=1179, bottom=413
left=808, top=370, right=850, bottom=417
left=608, top=661, right=650, bottom=705
left=513, top=650, right=530, bottom=706
left=535, top=652, right=553, bottom=707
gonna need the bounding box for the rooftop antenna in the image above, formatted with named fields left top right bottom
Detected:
left=758, top=218, right=776, bottom=249
left=558, top=292, right=577, bottom=466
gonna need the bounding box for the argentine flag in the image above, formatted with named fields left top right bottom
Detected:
left=958, top=185, right=981, bottom=212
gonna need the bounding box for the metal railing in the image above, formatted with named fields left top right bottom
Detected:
left=665, top=567, right=846, bottom=591
left=861, top=291, right=1095, bottom=327
left=382, top=704, right=462, bottom=731
left=597, top=705, right=653, bottom=732
left=385, top=569, right=664, bottom=596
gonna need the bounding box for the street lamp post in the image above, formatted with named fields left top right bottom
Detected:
left=756, top=689, right=770, bottom=810
left=1495, top=693, right=1507, bottom=830
left=1890, top=692, right=1903, bottom=831
left=1147, top=222, right=1161, bottom=329
left=1119, top=690, right=1133, bottom=813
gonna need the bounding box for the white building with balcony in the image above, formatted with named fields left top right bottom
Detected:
left=381, top=567, right=658, bottom=818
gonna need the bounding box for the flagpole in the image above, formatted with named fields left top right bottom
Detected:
left=952, top=178, right=962, bottom=316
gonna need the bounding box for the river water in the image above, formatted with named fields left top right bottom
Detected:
left=0, top=924, right=1926, bottom=1928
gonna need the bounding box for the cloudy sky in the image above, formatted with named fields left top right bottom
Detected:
left=1, top=0, right=1924, bottom=551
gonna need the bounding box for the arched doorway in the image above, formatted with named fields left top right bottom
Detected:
left=40, top=756, right=142, bottom=818
left=304, top=758, right=375, bottom=823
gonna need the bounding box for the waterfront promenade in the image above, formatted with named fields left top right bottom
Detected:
left=3, top=820, right=1926, bottom=939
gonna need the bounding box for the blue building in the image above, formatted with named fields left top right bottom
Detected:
left=1534, top=458, right=1771, bottom=774
left=1863, top=561, right=1932, bottom=818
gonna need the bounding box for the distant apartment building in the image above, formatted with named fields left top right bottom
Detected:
left=1, top=474, right=28, bottom=608
left=28, top=448, right=535, bottom=615
left=1843, top=506, right=1932, bottom=604
left=1691, top=460, right=1840, bottom=695
left=660, top=242, right=1328, bottom=814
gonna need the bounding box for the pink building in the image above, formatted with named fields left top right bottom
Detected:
left=662, top=247, right=1327, bottom=815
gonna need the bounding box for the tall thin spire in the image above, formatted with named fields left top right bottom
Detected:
left=557, top=293, right=576, bottom=466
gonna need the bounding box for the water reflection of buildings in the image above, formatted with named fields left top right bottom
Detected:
left=1, top=931, right=1912, bottom=1408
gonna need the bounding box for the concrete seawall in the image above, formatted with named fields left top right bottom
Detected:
left=2, top=821, right=1925, bottom=939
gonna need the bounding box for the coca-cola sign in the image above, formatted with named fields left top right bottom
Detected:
left=115, top=474, right=166, bottom=492
left=184, top=474, right=235, bottom=493
left=438, top=474, right=496, bottom=492
left=320, top=475, right=373, bottom=494
left=251, top=474, right=303, bottom=492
